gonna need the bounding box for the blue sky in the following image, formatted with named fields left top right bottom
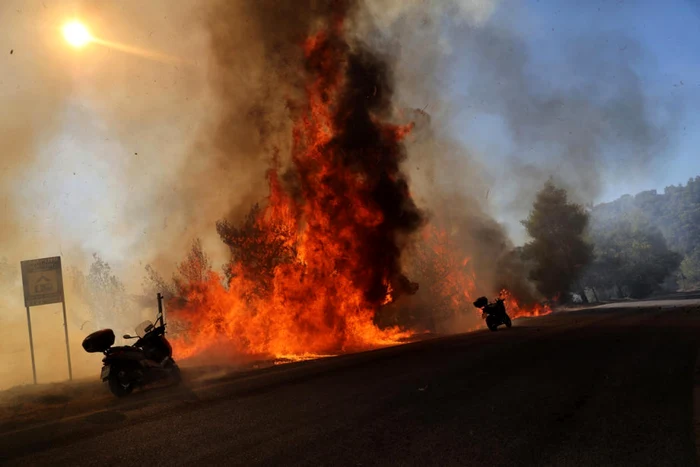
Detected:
left=446, top=0, right=700, bottom=204
left=536, top=0, right=700, bottom=199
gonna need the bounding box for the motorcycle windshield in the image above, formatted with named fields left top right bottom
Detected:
left=135, top=320, right=154, bottom=338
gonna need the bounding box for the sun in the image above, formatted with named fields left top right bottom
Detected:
left=62, top=21, right=92, bottom=48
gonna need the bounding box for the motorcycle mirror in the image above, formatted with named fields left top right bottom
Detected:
left=123, top=334, right=135, bottom=339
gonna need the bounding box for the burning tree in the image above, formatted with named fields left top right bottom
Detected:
left=168, top=8, right=423, bottom=358
left=216, top=199, right=297, bottom=301
left=172, top=238, right=214, bottom=297
left=399, top=225, right=479, bottom=332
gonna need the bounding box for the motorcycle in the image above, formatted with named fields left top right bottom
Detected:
left=82, top=293, right=181, bottom=397
left=473, top=296, right=512, bottom=332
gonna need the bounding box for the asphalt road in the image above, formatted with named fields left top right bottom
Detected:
left=1, top=300, right=700, bottom=466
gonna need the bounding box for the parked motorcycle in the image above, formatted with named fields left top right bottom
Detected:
left=473, top=296, right=512, bottom=332
left=82, top=293, right=181, bottom=397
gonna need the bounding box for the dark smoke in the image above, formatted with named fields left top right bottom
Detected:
left=211, top=0, right=424, bottom=305
left=206, top=0, right=336, bottom=161
left=346, top=1, right=680, bottom=315
left=300, top=14, right=425, bottom=303
left=125, top=1, right=350, bottom=276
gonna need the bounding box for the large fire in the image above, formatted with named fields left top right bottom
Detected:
left=167, top=11, right=550, bottom=361
left=170, top=16, right=421, bottom=359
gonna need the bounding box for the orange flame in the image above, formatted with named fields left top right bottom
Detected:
left=169, top=20, right=418, bottom=360
left=499, top=289, right=552, bottom=318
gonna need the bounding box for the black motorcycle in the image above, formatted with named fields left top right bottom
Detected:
left=82, top=293, right=181, bottom=397
left=473, top=296, right=512, bottom=332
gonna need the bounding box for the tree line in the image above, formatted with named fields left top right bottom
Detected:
left=522, top=177, right=700, bottom=303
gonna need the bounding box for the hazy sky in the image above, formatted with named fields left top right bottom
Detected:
left=1, top=0, right=698, bottom=269
left=448, top=0, right=700, bottom=204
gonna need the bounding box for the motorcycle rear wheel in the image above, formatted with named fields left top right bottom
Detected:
left=486, top=317, right=498, bottom=332
left=108, top=370, right=134, bottom=397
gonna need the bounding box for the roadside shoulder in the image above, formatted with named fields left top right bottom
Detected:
left=694, top=347, right=700, bottom=465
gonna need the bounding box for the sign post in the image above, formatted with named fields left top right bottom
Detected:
left=20, top=256, right=72, bottom=383
left=61, top=299, right=73, bottom=380
left=25, top=306, right=37, bottom=384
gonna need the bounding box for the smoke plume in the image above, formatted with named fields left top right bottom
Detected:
left=0, top=0, right=683, bottom=384
left=446, top=5, right=679, bottom=239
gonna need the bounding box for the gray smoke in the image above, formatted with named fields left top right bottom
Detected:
left=447, top=9, right=678, bottom=233
left=349, top=0, right=678, bottom=314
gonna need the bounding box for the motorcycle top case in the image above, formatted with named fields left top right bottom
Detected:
left=82, top=329, right=115, bottom=353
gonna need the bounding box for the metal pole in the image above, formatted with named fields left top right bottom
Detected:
left=157, top=293, right=165, bottom=333
left=25, top=306, right=37, bottom=384
left=61, top=300, right=73, bottom=380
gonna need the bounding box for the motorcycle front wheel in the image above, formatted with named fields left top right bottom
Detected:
left=504, top=315, right=512, bottom=328
left=108, top=369, right=134, bottom=397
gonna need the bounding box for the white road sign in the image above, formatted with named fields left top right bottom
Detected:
left=21, top=256, right=64, bottom=307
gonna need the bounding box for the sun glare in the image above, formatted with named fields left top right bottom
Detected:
left=62, top=21, right=92, bottom=48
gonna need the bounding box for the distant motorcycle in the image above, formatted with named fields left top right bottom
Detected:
left=473, top=296, right=512, bottom=332
left=82, top=293, right=181, bottom=397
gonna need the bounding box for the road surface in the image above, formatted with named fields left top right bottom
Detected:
left=1, top=299, right=700, bottom=466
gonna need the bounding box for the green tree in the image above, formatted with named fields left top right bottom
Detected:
left=680, top=247, right=700, bottom=288
left=585, top=221, right=682, bottom=298
left=590, top=176, right=700, bottom=279
left=216, top=203, right=296, bottom=298
left=522, top=181, right=593, bottom=301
